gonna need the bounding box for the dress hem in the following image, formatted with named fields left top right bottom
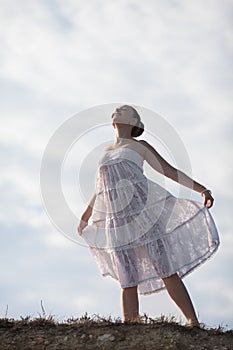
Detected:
left=101, top=241, right=220, bottom=295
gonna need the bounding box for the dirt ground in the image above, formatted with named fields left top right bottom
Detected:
left=0, top=316, right=232, bottom=350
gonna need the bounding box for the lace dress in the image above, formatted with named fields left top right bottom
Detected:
left=82, top=147, right=220, bottom=294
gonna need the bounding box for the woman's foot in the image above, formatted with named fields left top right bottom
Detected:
left=186, top=320, right=201, bottom=329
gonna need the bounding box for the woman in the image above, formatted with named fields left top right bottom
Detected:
left=77, top=105, right=219, bottom=327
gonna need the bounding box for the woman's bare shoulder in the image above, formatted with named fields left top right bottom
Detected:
left=138, top=139, right=151, bottom=147
left=138, top=139, right=157, bottom=152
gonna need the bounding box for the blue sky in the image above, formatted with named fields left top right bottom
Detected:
left=0, top=0, right=232, bottom=328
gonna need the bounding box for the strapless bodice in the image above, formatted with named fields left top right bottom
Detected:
left=98, top=147, right=144, bottom=169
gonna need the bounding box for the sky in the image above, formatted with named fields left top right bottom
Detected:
left=0, top=0, right=233, bottom=329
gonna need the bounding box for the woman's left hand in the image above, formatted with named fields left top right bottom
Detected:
left=202, top=191, right=214, bottom=208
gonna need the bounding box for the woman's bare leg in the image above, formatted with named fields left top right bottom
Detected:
left=122, top=286, right=139, bottom=322
left=162, top=273, right=199, bottom=326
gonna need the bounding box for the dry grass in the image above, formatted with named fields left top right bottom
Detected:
left=1, top=306, right=232, bottom=335
left=1, top=299, right=232, bottom=332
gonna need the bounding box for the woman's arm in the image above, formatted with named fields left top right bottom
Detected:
left=81, top=193, right=96, bottom=222
left=77, top=193, right=97, bottom=235
left=140, top=140, right=214, bottom=207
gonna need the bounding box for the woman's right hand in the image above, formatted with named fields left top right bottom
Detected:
left=77, top=218, right=88, bottom=236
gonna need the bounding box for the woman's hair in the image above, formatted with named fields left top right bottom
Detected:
left=129, top=106, right=144, bottom=137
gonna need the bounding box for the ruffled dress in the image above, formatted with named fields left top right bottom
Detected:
left=82, top=147, right=220, bottom=295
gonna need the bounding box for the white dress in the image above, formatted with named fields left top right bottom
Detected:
left=82, top=147, right=220, bottom=295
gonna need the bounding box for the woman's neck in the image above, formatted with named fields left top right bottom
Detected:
left=115, top=136, right=134, bottom=143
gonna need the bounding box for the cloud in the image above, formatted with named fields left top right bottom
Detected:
left=0, top=0, right=232, bottom=328
left=1, top=0, right=231, bottom=109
